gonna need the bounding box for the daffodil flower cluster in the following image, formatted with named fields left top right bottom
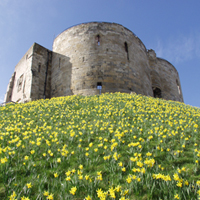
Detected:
left=0, top=92, right=200, bottom=199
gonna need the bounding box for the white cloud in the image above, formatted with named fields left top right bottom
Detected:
left=155, top=32, right=200, bottom=64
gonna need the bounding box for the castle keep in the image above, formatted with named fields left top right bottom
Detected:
left=4, top=22, right=184, bottom=103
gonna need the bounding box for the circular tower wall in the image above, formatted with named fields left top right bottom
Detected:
left=51, top=22, right=153, bottom=97
left=153, top=58, right=184, bottom=102
left=148, top=49, right=184, bottom=102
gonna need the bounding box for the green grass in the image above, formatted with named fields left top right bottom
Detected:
left=0, top=92, right=200, bottom=200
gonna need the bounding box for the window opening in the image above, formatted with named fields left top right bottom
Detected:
left=17, top=74, right=24, bottom=92
left=38, top=64, right=41, bottom=72
left=96, top=35, right=100, bottom=45
left=31, top=69, right=36, bottom=76
left=97, top=82, right=102, bottom=95
left=153, top=87, right=162, bottom=98
left=124, top=42, right=129, bottom=60
left=97, top=82, right=102, bottom=87
left=23, top=79, right=26, bottom=93
left=176, top=80, right=181, bottom=95
left=59, top=58, right=61, bottom=68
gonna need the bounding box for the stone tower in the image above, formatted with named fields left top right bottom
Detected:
left=4, top=22, right=183, bottom=103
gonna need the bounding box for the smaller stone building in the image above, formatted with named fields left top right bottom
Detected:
left=4, top=22, right=184, bottom=103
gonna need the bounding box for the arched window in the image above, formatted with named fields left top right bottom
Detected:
left=153, top=87, right=162, bottom=98
left=124, top=42, right=129, bottom=60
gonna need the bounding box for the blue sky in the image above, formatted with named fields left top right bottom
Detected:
left=0, top=0, right=200, bottom=107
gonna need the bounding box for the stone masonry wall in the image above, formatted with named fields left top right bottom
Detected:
left=155, top=58, right=183, bottom=102
left=52, top=22, right=153, bottom=97
left=30, top=43, right=52, bottom=100
left=51, top=52, right=72, bottom=97
left=4, top=43, right=52, bottom=103
left=148, top=49, right=183, bottom=102
left=8, top=45, right=34, bottom=103
left=4, top=22, right=184, bottom=103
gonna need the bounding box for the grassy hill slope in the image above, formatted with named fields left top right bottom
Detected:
left=0, top=93, right=200, bottom=200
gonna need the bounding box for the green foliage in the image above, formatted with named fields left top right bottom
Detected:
left=0, top=93, right=200, bottom=200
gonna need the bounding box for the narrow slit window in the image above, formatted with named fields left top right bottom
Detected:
left=124, top=42, right=129, bottom=60
left=96, top=35, right=100, bottom=45
left=59, top=58, right=61, bottom=68
left=38, top=64, right=41, bottom=72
